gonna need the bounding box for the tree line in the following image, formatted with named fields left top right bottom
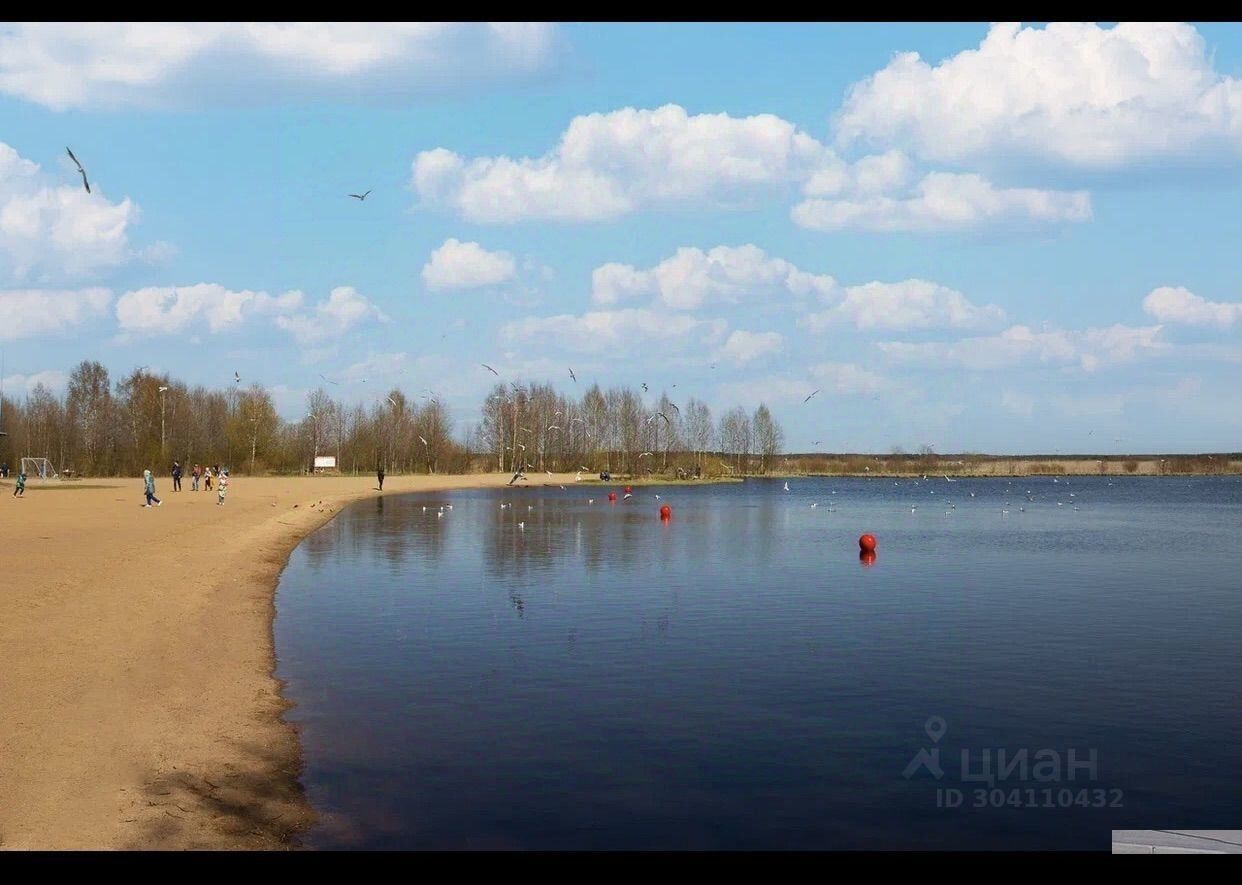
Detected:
left=0, top=360, right=784, bottom=478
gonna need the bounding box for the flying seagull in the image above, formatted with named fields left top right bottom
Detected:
left=348, top=190, right=372, bottom=201
left=234, top=371, right=241, bottom=384
left=419, top=436, right=429, bottom=447
left=481, top=363, right=499, bottom=376
left=66, top=147, right=90, bottom=193
left=386, top=396, right=398, bottom=408
left=803, top=389, right=820, bottom=403
left=318, top=373, right=340, bottom=385
left=641, top=382, right=649, bottom=392
left=569, top=367, right=577, bottom=383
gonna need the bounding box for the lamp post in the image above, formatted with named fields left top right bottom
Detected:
left=159, top=386, right=170, bottom=456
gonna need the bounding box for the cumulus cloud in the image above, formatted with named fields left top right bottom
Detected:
left=500, top=307, right=727, bottom=354
left=591, top=244, right=1002, bottom=331
left=717, top=362, right=890, bottom=406
left=799, top=278, right=1005, bottom=331
left=274, top=286, right=387, bottom=345
left=592, top=244, right=836, bottom=309
left=715, top=330, right=783, bottom=365
left=0, top=22, right=560, bottom=110
left=878, top=323, right=1166, bottom=372
left=0, top=288, right=112, bottom=340
left=836, top=22, right=1242, bottom=169
left=115, top=283, right=302, bottom=336
left=1143, top=286, right=1242, bottom=328
left=792, top=172, right=1091, bottom=232
left=1, top=369, right=69, bottom=395
left=421, top=238, right=516, bottom=291
left=413, top=104, right=834, bottom=222
left=1, top=142, right=140, bottom=279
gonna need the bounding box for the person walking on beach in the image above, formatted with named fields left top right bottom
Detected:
left=216, top=469, right=229, bottom=505
left=143, top=469, right=162, bottom=507
left=12, top=469, right=25, bottom=497
left=172, top=460, right=183, bottom=492
left=377, top=464, right=385, bottom=491
left=191, top=463, right=200, bottom=491
left=204, top=466, right=213, bottom=492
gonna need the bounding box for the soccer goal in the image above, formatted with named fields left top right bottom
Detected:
left=20, top=457, right=58, bottom=480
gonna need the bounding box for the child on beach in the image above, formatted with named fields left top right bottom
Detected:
left=143, top=469, right=162, bottom=507
left=217, top=469, right=229, bottom=505
left=204, top=467, right=212, bottom=491
left=12, top=470, right=25, bottom=497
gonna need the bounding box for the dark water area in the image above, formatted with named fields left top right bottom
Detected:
left=273, top=476, right=1242, bottom=849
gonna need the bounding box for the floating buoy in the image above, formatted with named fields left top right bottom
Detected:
left=624, top=485, right=632, bottom=494
left=608, top=491, right=617, bottom=502
left=859, top=533, right=877, bottom=553
left=659, top=504, right=671, bottom=519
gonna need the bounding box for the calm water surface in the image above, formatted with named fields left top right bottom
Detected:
left=274, top=476, right=1242, bottom=849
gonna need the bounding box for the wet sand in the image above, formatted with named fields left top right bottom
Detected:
left=0, top=472, right=577, bottom=849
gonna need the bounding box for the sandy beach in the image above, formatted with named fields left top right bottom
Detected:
left=0, top=471, right=578, bottom=849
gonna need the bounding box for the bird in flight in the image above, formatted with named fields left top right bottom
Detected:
left=349, top=190, right=371, bottom=201
left=234, top=371, right=241, bottom=384
left=569, top=367, right=577, bottom=383
left=803, top=389, right=820, bottom=403
left=641, top=383, right=649, bottom=392
left=386, top=396, right=398, bottom=408
left=481, top=363, right=499, bottom=376
left=66, top=147, right=90, bottom=193
left=318, top=373, right=339, bottom=385
left=418, top=436, right=429, bottom=447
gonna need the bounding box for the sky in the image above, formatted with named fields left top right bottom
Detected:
left=0, top=21, right=1240, bottom=455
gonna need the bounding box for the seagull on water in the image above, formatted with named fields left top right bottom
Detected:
left=783, top=481, right=790, bottom=492
left=66, top=147, right=90, bottom=193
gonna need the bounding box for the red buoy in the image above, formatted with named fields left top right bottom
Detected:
left=659, top=504, right=671, bottom=519
left=624, top=485, right=632, bottom=494
left=608, top=491, right=617, bottom=502
left=859, top=533, right=877, bottom=553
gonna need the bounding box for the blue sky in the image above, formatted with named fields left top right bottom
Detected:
left=1, top=21, right=1240, bottom=454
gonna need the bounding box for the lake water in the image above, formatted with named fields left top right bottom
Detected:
left=273, top=476, right=1242, bottom=849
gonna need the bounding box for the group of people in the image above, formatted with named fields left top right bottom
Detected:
left=145, top=462, right=229, bottom=507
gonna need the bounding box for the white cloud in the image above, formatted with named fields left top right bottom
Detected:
left=792, top=172, right=1090, bottom=232
left=500, top=308, right=727, bottom=354
left=878, top=323, right=1166, bottom=372
left=413, top=104, right=835, bottom=222
left=1000, top=389, right=1035, bottom=417
left=274, top=286, right=387, bottom=345
left=116, top=283, right=302, bottom=336
left=1, top=142, right=139, bottom=279
left=0, top=288, right=112, bottom=340
left=1, top=369, right=69, bottom=395
left=717, top=362, right=889, bottom=406
left=592, top=244, right=837, bottom=309
left=421, top=238, right=516, bottom=291
left=1143, top=286, right=1242, bottom=328
left=836, top=22, right=1242, bottom=169
left=800, top=278, right=1005, bottom=331
left=715, top=330, right=783, bottom=365
left=0, top=22, right=559, bottom=110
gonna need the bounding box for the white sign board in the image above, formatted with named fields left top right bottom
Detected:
left=313, top=456, right=337, bottom=469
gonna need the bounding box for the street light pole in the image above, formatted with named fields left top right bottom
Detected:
left=159, top=386, right=170, bottom=457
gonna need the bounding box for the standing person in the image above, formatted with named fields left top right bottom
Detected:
left=216, top=469, right=229, bottom=505
left=204, top=466, right=213, bottom=492
left=172, top=461, right=183, bottom=492
left=1, top=461, right=8, bottom=479
left=377, top=463, right=385, bottom=491
left=12, top=469, right=25, bottom=497
left=191, top=464, right=200, bottom=492
left=143, top=469, right=162, bottom=507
